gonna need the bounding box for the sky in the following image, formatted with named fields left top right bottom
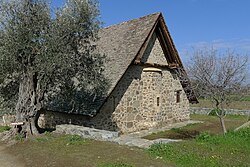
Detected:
left=53, top=0, right=250, bottom=79
left=52, top=0, right=250, bottom=55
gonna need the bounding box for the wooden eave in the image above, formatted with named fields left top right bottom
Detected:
left=158, top=15, right=198, bottom=103
left=134, top=17, right=160, bottom=63
left=134, top=61, right=179, bottom=69
left=133, top=14, right=183, bottom=67
left=159, top=15, right=183, bottom=67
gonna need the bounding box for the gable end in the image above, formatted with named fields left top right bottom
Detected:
left=134, top=14, right=198, bottom=104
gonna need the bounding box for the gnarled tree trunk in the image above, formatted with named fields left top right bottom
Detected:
left=15, top=71, right=42, bottom=137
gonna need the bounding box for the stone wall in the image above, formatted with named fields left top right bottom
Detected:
left=39, top=32, right=190, bottom=134
left=89, top=33, right=189, bottom=134
left=55, top=124, right=119, bottom=141
left=141, top=33, right=168, bottom=66
left=190, top=107, right=250, bottom=116
left=38, top=110, right=89, bottom=129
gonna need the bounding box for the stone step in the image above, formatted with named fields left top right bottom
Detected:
left=55, top=120, right=199, bottom=148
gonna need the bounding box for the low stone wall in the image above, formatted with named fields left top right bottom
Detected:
left=55, top=124, right=119, bottom=141
left=38, top=110, right=90, bottom=129
left=0, top=111, right=90, bottom=128
left=190, top=107, right=250, bottom=116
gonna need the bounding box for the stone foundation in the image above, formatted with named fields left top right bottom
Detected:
left=38, top=110, right=89, bottom=129
left=55, top=124, right=119, bottom=141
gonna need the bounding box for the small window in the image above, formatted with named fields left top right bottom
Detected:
left=157, top=97, right=160, bottom=106
left=176, top=90, right=181, bottom=103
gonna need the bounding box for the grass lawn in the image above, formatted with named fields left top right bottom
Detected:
left=145, top=114, right=250, bottom=166
left=148, top=128, right=250, bottom=167
left=191, top=99, right=250, bottom=110
left=2, top=133, right=169, bottom=167
left=1, top=114, right=250, bottom=167
left=0, top=126, right=11, bottom=133
left=144, top=114, right=249, bottom=140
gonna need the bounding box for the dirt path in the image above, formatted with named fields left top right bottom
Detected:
left=0, top=145, right=25, bottom=167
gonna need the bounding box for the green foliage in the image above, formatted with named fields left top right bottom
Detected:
left=0, top=79, right=19, bottom=112
left=99, top=162, right=134, bottom=167
left=0, top=125, right=11, bottom=132
left=0, top=0, right=109, bottom=114
left=148, top=128, right=250, bottom=167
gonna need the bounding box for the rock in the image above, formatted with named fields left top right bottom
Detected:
left=55, top=124, right=119, bottom=141
left=55, top=120, right=198, bottom=149
left=152, top=138, right=182, bottom=144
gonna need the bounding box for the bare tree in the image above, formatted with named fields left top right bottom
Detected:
left=187, top=48, right=248, bottom=134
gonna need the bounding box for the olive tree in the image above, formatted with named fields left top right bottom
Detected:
left=0, top=0, right=108, bottom=137
left=187, top=48, right=248, bottom=134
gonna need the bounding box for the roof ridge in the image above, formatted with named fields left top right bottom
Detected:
left=101, top=12, right=161, bottom=30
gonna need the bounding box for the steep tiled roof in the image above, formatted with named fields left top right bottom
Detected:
left=93, top=12, right=198, bottom=116
left=47, top=13, right=162, bottom=115
left=97, top=13, right=160, bottom=95
left=48, top=13, right=197, bottom=115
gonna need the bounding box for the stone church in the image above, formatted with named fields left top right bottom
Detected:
left=39, top=13, right=197, bottom=134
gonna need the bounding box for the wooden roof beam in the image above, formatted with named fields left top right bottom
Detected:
left=134, top=61, right=179, bottom=69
